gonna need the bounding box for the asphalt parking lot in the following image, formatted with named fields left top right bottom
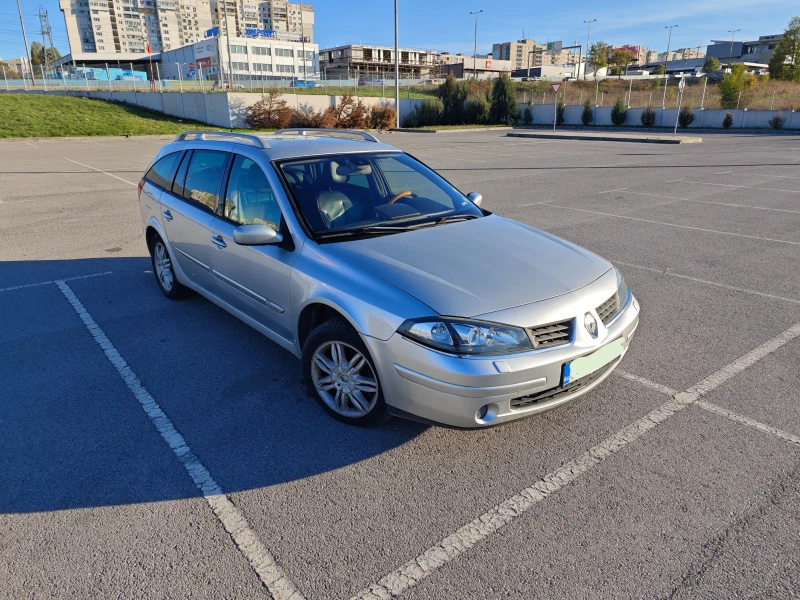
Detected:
left=2, top=129, right=800, bottom=599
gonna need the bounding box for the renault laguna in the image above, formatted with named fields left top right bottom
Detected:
left=138, top=129, right=640, bottom=428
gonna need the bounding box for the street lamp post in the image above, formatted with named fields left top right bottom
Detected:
left=176, top=62, right=183, bottom=92
left=583, top=19, right=596, bottom=81
left=661, top=24, right=678, bottom=109
left=728, top=29, right=741, bottom=68
left=470, top=10, right=483, bottom=79
left=394, top=0, right=400, bottom=128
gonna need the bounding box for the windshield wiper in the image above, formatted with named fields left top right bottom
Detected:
left=318, top=214, right=481, bottom=240
left=435, top=214, right=481, bottom=225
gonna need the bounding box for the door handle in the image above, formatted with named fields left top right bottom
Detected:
left=211, top=235, right=227, bottom=249
left=162, top=210, right=173, bottom=222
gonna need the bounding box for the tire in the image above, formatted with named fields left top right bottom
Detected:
left=149, top=234, right=189, bottom=300
left=302, top=318, right=389, bottom=426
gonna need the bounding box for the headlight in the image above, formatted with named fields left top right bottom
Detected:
left=615, top=268, right=630, bottom=306
left=398, top=318, right=533, bottom=355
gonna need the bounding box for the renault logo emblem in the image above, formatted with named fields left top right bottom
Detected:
left=584, top=312, right=598, bottom=337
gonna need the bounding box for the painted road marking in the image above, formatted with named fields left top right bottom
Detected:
left=63, top=157, right=138, bottom=187
left=695, top=400, right=800, bottom=447
left=539, top=203, right=800, bottom=247
left=613, top=260, right=800, bottom=305
left=56, top=281, right=305, bottom=600
left=598, top=188, right=629, bottom=194
left=0, top=271, right=113, bottom=293
left=677, top=180, right=800, bottom=195
left=716, top=171, right=800, bottom=181
left=615, top=369, right=678, bottom=396
left=607, top=190, right=800, bottom=215
left=351, top=322, right=800, bottom=600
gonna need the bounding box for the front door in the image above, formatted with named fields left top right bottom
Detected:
left=160, top=149, right=229, bottom=292
left=209, top=154, right=298, bottom=339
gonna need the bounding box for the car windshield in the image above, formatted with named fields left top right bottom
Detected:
left=278, top=152, right=482, bottom=237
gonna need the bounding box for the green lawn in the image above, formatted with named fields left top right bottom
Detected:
left=0, top=94, right=221, bottom=138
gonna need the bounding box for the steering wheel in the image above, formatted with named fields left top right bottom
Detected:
left=388, top=190, right=413, bottom=204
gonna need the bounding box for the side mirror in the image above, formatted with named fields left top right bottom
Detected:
left=232, top=223, right=283, bottom=246
left=467, top=192, right=483, bottom=207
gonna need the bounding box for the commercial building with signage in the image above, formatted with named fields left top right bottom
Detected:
left=440, top=55, right=512, bottom=79
left=157, top=31, right=317, bottom=81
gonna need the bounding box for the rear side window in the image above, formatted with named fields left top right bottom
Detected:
left=181, top=150, right=228, bottom=211
left=144, top=152, right=179, bottom=190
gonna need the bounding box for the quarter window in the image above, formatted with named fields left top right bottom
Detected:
left=144, top=151, right=179, bottom=189
left=181, top=150, right=228, bottom=211
left=223, top=155, right=281, bottom=229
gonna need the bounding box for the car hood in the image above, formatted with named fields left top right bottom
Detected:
left=324, top=215, right=612, bottom=318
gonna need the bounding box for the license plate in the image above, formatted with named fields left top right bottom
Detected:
left=562, top=338, right=626, bottom=386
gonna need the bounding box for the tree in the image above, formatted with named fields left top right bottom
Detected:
left=768, top=16, right=800, bottom=81
left=610, top=48, right=636, bottom=78
left=588, top=42, right=611, bottom=79
left=490, top=73, right=519, bottom=125
left=702, top=56, right=721, bottom=73
left=651, top=64, right=665, bottom=75
left=610, top=97, right=627, bottom=125
left=244, top=89, right=291, bottom=129
left=30, top=41, right=61, bottom=67
left=719, top=63, right=756, bottom=108
left=437, top=73, right=467, bottom=124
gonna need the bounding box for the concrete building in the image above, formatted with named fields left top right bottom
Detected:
left=318, top=43, right=439, bottom=79
left=440, top=56, right=512, bottom=79
left=57, top=0, right=313, bottom=65
left=491, top=39, right=543, bottom=70
left=706, top=34, right=782, bottom=65
left=157, top=32, right=317, bottom=81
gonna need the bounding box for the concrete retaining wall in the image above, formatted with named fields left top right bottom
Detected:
left=520, top=101, right=800, bottom=130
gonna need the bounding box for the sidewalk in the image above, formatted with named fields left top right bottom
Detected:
left=507, top=130, right=702, bottom=144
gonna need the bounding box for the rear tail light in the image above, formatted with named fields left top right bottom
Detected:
left=138, top=179, right=145, bottom=200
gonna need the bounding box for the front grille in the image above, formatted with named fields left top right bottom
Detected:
left=509, top=359, right=619, bottom=410
left=528, top=319, right=573, bottom=349
left=596, top=293, right=620, bottom=326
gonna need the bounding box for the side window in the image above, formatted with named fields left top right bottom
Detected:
left=144, top=151, right=179, bottom=190
left=171, top=150, right=191, bottom=197
left=224, top=155, right=281, bottom=229
left=181, top=150, right=228, bottom=211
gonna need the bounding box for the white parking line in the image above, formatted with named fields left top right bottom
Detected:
left=613, top=260, right=800, bottom=305
left=55, top=281, right=305, bottom=600
left=540, top=203, right=800, bottom=247
left=0, top=271, right=112, bottom=293
left=598, top=188, right=629, bottom=194
left=677, top=180, right=800, bottom=195
left=63, top=157, right=138, bottom=187
left=615, top=369, right=678, bottom=396
left=607, top=190, right=800, bottom=215
left=351, top=322, right=800, bottom=600
left=23, top=141, right=38, bottom=148
left=716, top=171, right=800, bottom=181
left=695, top=400, right=800, bottom=447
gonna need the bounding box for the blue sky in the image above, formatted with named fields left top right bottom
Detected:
left=1, top=0, right=797, bottom=61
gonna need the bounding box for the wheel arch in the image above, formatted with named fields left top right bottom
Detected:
left=296, top=300, right=361, bottom=351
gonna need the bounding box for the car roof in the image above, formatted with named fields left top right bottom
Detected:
left=158, top=131, right=400, bottom=162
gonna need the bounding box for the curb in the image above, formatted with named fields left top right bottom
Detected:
left=389, top=127, right=513, bottom=134
left=507, top=131, right=703, bottom=144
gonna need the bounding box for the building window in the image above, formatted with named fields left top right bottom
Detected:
left=275, top=48, right=293, bottom=57
left=275, top=64, right=294, bottom=73
left=251, top=46, right=270, bottom=55
left=231, top=61, right=249, bottom=70
left=230, top=44, right=247, bottom=54
left=253, top=63, right=272, bottom=72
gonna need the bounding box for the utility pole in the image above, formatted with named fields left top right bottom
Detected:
left=583, top=19, right=596, bottom=81
left=661, top=24, right=678, bottom=108
left=470, top=10, right=483, bottom=79
left=224, top=6, right=234, bottom=88
left=17, top=0, right=35, bottom=86
left=394, top=0, right=400, bottom=128
left=38, top=7, right=55, bottom=77
left=299, top=2, right=306, bottom=80
left=728, top=29, right=741, bottom=68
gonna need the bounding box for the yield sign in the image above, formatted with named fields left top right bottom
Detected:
left=550, top=82, right=562, bottom=94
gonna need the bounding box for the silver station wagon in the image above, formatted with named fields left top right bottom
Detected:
left=138, top=129, right=640, bottom=428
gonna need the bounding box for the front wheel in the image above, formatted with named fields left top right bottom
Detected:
left=150, top=234, right=188, bottom=299
left=302, top=318, right=389, bottom=426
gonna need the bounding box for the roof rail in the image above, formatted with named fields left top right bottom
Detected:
left=275, top=128, right=380, bottom=143
left=174, top=130, right=269, bottom=149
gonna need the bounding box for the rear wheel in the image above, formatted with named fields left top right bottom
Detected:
left=150, top=234, right=188, bottom=299
left=302, top=318, right=389, bottom=426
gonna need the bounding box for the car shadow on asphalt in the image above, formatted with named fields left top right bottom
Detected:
left=0, top=257, right=427, bottom=514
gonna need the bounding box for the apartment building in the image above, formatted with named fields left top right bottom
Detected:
left=491, top=39, right=543, bottom=70
left=319, top=43, right=439, bottom=79
left=58, top=0, right=313, bottom=63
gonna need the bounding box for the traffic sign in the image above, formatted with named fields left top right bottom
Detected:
left=550, top=82, right=561, bottom=94
left=188, top=70, right=196, bottom=78
left=188, top=62, right=195, bottom=70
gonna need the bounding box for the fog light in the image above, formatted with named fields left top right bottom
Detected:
left=475, top=403, right=498, bottom=424
left=477, top=405, right=488, bottom=419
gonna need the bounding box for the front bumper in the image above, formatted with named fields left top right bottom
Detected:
left=363, top=295, right=640, bottom=428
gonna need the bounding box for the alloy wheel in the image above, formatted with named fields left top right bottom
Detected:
left=310, top=341, right=379, bottom=417
left=154, top=242, right=174, bottom=292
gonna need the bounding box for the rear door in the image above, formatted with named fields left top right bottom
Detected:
left=159, top=148, right=230, bottom=292
left=208, top=152, right=298, bottom=340
left=140, top=150, right=181, bottom=225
